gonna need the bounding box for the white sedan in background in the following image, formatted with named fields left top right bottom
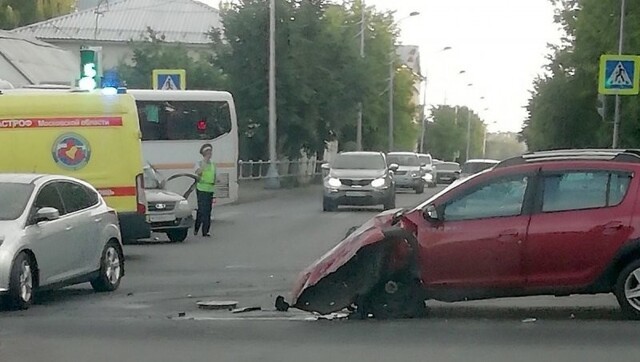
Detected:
left=0, top=174, right=124, bottom=309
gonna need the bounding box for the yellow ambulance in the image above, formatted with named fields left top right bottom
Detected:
left=0, top=89, right=150, bottom=240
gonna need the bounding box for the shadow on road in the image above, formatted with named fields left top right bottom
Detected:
left=33, top=288, right=96, bottom=306
left=335, top=207, right=385, bottom=213
left=428, top=305, right=624, bottom=321
left=124, top=239, right=176, bottom=246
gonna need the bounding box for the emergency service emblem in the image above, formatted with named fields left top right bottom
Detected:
left=52, top=133, right=91, bottom=170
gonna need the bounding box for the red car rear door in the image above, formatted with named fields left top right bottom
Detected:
left=524, top=166, right=636, bottom=288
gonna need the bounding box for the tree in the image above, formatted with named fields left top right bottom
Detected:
left=425, top=105, right=486, bottom=162
left=118, top=28, right=226, bottom=90
left=521, top=0, right=640, bottom=150
left=211, top=0, right=419, bottom=160
left=485, top=132, right=527, bottom=160
left=1, top=0, right=75, bottom=30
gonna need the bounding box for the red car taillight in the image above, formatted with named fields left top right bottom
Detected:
left=135, top=173, right=146, bottom=215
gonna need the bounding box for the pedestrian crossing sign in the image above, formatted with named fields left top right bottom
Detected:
left=152, top=69, right=186, bottom=90
left=599, top=55, right=640, bottom=95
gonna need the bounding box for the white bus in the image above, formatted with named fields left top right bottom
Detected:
left=128, top=90, right=239, bottom=206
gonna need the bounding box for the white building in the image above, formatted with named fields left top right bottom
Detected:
left=0, top=30, right=77, bottom=87
left=13, top=0, right=221, bottom=70
left=397, top=44, right=422, bottom=108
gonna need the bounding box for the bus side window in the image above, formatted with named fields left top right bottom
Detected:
left=137, top=100, right=232, bottom=141
left=139, top=102, right=162, bottom=141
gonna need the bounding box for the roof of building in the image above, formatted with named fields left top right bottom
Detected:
left=13, top=0, right=221, bottom=44
left=0, top=30, right=76, bottom=86
left=397, top=45, right=421, bottom=76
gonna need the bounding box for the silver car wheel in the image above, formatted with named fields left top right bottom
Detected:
left=19, top=260, right=33, bottom=303
left=624, top=268, right=640, bottom=311
left=105, top=246, right=121, bottom=285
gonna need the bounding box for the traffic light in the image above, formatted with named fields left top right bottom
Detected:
left=79, top=47, right=101, bottom=90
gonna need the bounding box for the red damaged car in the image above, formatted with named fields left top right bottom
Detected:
left=291, top=149, right=640, bottom=319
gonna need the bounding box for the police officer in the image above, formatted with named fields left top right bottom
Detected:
left=194, top=144, right=216, bottom=237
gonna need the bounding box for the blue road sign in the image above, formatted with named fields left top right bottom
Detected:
left=599, top=55, right=640, bottom=95
left=152, top=69, right=186, bottom=90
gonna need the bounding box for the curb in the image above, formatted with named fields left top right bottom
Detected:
left=232, top=180, right=322, bottom=205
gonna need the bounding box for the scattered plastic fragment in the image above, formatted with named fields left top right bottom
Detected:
left=197, top=300, right=238, bottom=310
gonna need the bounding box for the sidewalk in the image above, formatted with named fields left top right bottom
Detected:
left=234, top=179, right=322, bottom=205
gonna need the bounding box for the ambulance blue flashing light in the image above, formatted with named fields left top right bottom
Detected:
left=101, top=87, right=118, bottom=96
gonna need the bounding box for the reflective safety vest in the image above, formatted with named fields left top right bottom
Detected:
left=197, top=162, right=216, bottom=193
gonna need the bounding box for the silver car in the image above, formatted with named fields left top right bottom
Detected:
left=143, top=166, right=195, bottom=243
left=387, top=152, right=425, bottom=194
left=322, top=152, right=397, bottom=211
left=0, top=174, right=124, bottom=309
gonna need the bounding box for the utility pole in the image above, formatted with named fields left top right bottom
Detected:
left=419, top=76, right=427, bottom=153
left=265, top=0, right=280, bottom=188
left=356, top=1, right=365, bottom=151
left=612, top=0, right=626, bottom=149
left=465, top=108, right=471, bottom=161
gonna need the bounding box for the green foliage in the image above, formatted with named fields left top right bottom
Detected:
left=485, top=132, right=528, bottom=160
left=118, top=29, right=226, bottom=91
left=118, top=1, right=420, bottom=160
left=522, top=0, right=640, bottom=150
left=0, top=0, right=74, bottom=29
left=211, top=0, right=419, bottom=160
left=424, top=105, right=486, bottom=162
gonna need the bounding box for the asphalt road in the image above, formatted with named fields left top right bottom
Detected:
left=1, top=185, right=639, bottom=362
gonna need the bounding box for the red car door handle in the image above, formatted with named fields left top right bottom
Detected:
left=498, top=230, right=520, bottom=241
left=604, top=222, right=624, bottom=232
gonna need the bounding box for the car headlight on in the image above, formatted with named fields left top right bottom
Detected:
left=371, top=178, right=386, bottom=188
left=411, top=171, right=420, bottom=178
left=327, top=177, right=342, bottom=188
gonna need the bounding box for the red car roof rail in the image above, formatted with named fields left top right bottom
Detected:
left=497, top=149, right=640, bottom=168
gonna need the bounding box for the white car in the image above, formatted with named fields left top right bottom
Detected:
left=143, top=165, right=195, bottom=242
left=0, top=174, right=124, bottom=309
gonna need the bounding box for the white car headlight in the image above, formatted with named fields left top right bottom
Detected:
left=327, top=177, right=342, bottom=188
left=371, top=178, right=386, bottom=188
left=411, top=171, right=420, bottom=178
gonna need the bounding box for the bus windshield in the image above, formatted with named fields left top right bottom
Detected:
left=137, top=100, right=232, bottom=141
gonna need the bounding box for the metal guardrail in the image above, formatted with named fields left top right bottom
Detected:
left=237, top=159, right=323, bottom=181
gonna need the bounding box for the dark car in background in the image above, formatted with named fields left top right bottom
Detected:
left=460, top=159, right=499, bottom=179
left=322, top=152, right=397, bottom=212
left=434, top=161, right=461, bottom=184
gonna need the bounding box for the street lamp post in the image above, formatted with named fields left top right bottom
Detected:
left=482, top=108, right=490, bottom=158
left=612, top=0, right=626, bottom=149
left=465, top=83, right=473, bottom=161
left=356, top=1, right=365, bottom=151
left=388, top=11, right=419, bottom=152
left=419, top=46, right=452, bottom=153
left=265, top=0, right=280, bottom=189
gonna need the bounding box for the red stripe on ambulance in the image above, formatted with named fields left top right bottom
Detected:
left=97, top=186, right=137, bottom=197
left=0, top=117, right=123, bottom=129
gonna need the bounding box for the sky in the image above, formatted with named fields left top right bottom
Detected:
left=198, top=0, right=563, bottom=133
